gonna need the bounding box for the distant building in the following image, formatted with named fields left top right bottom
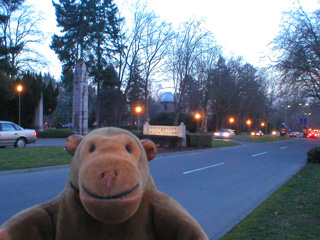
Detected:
left=160, top=92, right=175, bottom=113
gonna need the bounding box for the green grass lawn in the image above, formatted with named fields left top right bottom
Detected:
left=238, top=136, right=292, bottom=143
left=222, top=163, right=320, bottom=239
left=0, top=141, right=238, bottom=172
left=212, top=140, right=239, bottom=147
left=0, top=147, right=72, bottom=171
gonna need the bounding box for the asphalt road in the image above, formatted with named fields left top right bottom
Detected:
left=1, top=137, right=319, bottom=239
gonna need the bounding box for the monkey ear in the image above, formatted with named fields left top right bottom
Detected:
left=141, top=139, right=157, bottom=161
left=65, top=135, right=84, bottom=156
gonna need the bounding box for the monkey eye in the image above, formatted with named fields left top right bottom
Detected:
left=126, top=145, right=132, bottom=153
left=89, top=145, right=96, bottom=153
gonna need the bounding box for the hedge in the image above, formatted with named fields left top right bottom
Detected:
left=188, top=133, right=212, bottom=148
left=307, top=147, right=320, bottom=163
left=37, top=129, right=74, bottom=138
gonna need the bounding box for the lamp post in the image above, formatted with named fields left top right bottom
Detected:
left=299, top=103, right=309, bottom=127
left=195, top=113, right=201, bottom=133
left=246, top=119, right=251, bottom=134
left=284, top=105, right=291, bottom=125
left=229, top=117, right=234, bottom=130
left=261, top=122, right=265, bottom=134
left=135, top=106, right=142, bottom=131
left=17, top=84, right=23, bottom=126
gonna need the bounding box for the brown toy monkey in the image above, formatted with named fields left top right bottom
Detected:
left=0, top=127, right=208, bottom=240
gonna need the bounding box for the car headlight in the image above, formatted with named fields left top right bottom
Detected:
left=223, top=133, right=230, bottom=137
left=214, top=132, right=219, bottom=136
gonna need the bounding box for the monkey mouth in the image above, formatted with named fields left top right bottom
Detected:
left=82, top=183, right=139, bottom=200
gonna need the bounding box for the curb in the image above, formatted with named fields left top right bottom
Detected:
left=0, top=164, right=70, bottom=176
left=0, top=147, right=230, bottom=176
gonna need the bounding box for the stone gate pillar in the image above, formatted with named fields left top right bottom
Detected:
left=34, top=94, right=44, bottom=132
left=72, top=61, right=88, bottom=135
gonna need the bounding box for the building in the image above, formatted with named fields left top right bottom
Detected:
left=160, top=92, right=175, bottom=113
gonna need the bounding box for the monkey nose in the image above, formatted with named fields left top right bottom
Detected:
left=101, top=171, right=117, bottom=194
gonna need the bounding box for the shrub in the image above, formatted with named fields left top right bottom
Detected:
left=188, top=133, right=212, bottom=148
left=307, top=147, right=320, bottom=163
left=38, top=129, right=74, bottom=138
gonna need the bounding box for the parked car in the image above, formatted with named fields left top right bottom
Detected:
left=214, top=129, right=235, bottom=138
left=62, top=123, right=72, bottom=128
left=289, top=132, right=299, bottom=137
left=251, top=130, right=264, bottom=136
left=0, top=121, right=37, bottom=148
left=308, top=131, right=319, bottom=139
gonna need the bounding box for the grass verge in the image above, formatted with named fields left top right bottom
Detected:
left=212, top=140, right=239, bottom=147
left=37, top=129, right=74, bottom=138
left=0, top=147, right=72, bottom=171
left=0, top=141, right=238, bottom=172
left=221, top=163, right=320, bottom=239
left=238, top=136, right=292, bottom=143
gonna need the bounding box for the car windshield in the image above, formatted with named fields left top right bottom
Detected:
left=220, top=129, right=232, bottom=133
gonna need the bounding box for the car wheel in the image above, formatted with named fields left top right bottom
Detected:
left=15, top=138, right=26, bottom=148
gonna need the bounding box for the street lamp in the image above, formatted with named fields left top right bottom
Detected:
left=229, top=117, right=235, bottom=130
left=195, top=113, right=201, bottom=132
left=16, top=84, right=23, bottom=126
left=246, top=119, right=251, bottom=134
left=135, top=106, right=142, bottom=131
left=284, top=105, right=291, bottom=125
left=261, top=122, right=266, bottom=134
left=299, top=103, right=310, bottom=127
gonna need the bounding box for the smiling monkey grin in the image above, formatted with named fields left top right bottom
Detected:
left=82, top=183, right=140, bottom=200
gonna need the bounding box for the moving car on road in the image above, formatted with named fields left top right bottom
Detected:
left=289, top=132, right=299, bottom=137
left=214, top=129, right=235, bottom=138
left=251, top=130, right=264, bottom=136
left=0, top=121, right=37, bottom=148
left=308, top=131, right=319, bottom=139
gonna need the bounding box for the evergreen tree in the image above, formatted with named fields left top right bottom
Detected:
left=14, top=72, right=44, bottom=128
left=127, top=60, right=145, bottom=129
left=43, top=79, right=59, bottom=116
left=97, top=64, right=119, bottom=126
left=51, top=0, right=122, bottom=81
left=51, top=0, right=91, bottom=70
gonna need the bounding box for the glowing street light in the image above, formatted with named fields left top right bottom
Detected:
left=16, top=84, right=23, bottom=126
left=135, top=106, right=142, bottom=131
left=246, top=119, right=252, bottom=134
left=194, top=113, right=201, bottom=133
left=261, top=122, right=265, bottom=127
left=229, top=117, right=234, bottom=123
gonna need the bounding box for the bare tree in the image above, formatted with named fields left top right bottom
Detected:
left=114, top=2, right=173, bottom=126
left=140, top=11, right=173, bottom=123
left=257, top=68, right=281, bottom=133
left=0, top=2, right=46, bottom=76
left=167, top=19, right=211, bottom=126
left=272, top=6, right=320, bottom=102
left=193, top=42, right=221, bottom=133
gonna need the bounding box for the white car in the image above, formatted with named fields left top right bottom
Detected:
left=214, top=129, right=235, bottom=138
left=0, top=121, right=37, bottom=148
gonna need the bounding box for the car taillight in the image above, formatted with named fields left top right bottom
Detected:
left=34, top=132, right=37, bottom=137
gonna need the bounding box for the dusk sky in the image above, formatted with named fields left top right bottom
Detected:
left=27, top=0, right=320, bottom=80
